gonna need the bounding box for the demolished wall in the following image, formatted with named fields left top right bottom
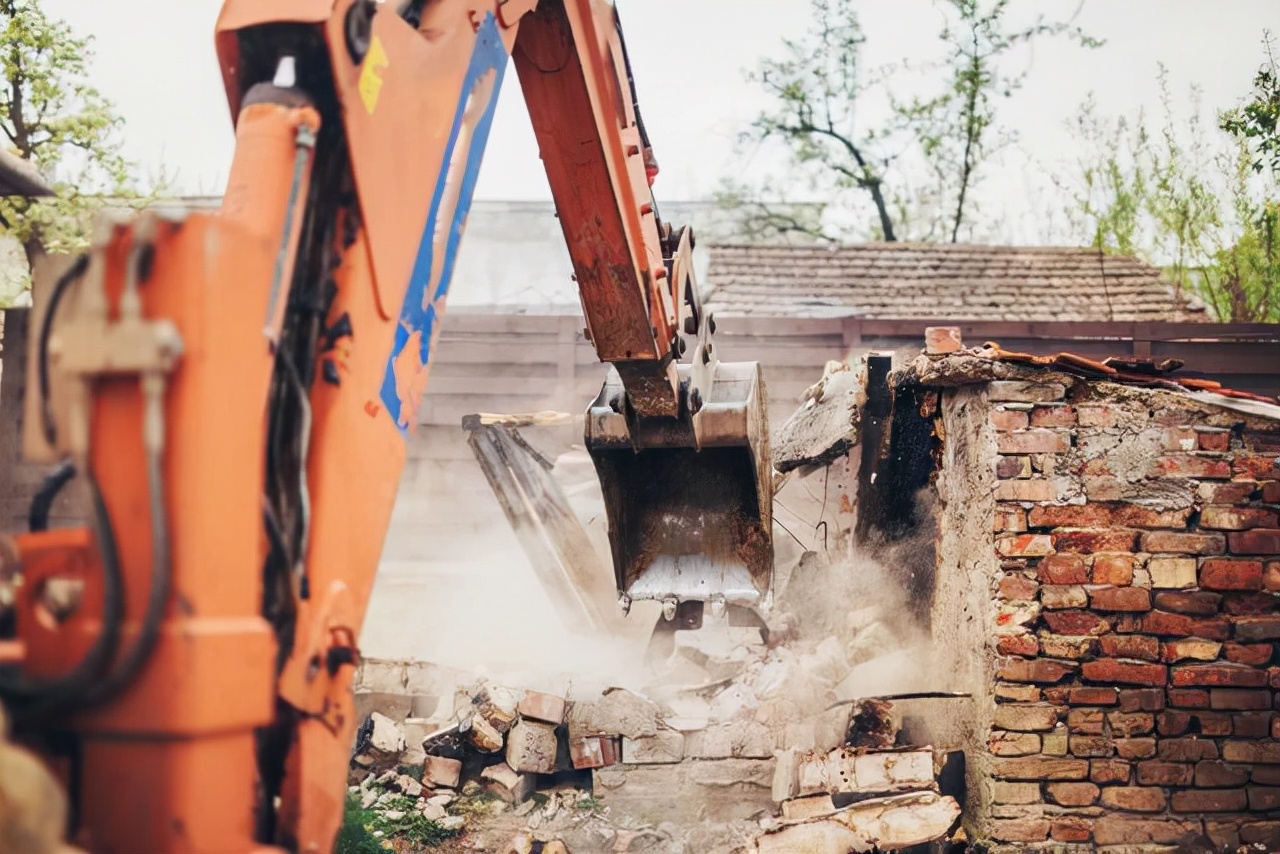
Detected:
left=911, top=353, right=1280, bottom=852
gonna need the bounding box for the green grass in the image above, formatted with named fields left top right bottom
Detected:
left=335, top=793, right=386, bottom=854
left=335, top=791, right=461, bottom=852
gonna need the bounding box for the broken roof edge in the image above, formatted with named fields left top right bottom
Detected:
left=890, top=345, right=1280, bottom=425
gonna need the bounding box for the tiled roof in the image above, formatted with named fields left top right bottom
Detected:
left=703, top=243, right=1209, bottom=322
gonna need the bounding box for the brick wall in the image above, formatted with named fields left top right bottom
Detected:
left=930, top=368, right=1280, bottom=851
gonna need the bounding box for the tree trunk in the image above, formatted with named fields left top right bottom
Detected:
left=0, top=306, right=30, bottom=531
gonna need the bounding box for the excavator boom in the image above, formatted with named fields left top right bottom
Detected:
left=0, top=2, right=772, bottom=852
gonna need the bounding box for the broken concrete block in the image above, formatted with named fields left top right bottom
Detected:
left=925, top=326, right=963, bottom=354
left=400, top=717, right=437, bottom=765
left=394, top=774, right=422, bottom=798
left=685, top=726, right=733, bottom=759
left=422, top=802, right=447, bottom=821
left=595, top=759, right=775, bottom=825
left=621, top=728, right=684, bottom=764
left=477, top=685, right=521, bottom=734
left=505, top=719, right=559, bottom=774
left=469, top=712, right=505, bottom=753
left=730, top=720, right=775, bottom=759
left=567, top=689, right=663, bottom=740
left=772, top=749, right=800, bottom=802
left=423, top=755, right=462, bottom=789
left=516, top=690, right=566, bottom=725
left=368, top=712, right=406, bottom=756
left=757, top=819, right=864, bottom=853
left=569, top=735, right=621, bottom=770
left=357, top=660, right=406, bottom=693
left=481, top=762, right=535, bottom=805
left=781, top=793, right=837, bottom=821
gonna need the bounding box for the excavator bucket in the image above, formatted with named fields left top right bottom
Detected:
left=584, top=360, right=774, bottom=621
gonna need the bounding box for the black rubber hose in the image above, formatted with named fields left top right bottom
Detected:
left=37, top=253, right=90, bottom=446
left=28, top=460, right=77, bottom=532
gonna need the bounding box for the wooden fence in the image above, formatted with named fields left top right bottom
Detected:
left=418, top=313, right=1280, bottom=428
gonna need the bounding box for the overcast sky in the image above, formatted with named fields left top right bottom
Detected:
left=39, top=0, right=1277, bottom=242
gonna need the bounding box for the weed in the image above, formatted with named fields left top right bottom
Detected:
left=335, top=793, right=386, bottom=854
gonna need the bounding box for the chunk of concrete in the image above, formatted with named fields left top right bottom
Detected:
left=621, top=728, right=684, bottom=764
left=368, top=712, right=406, bottom=756
left=781, top=793, right=837, bottom=821
left=506, top=719, right=559, bottom=774
left=423, top=755, right=462, bottom=789
left=481, top=762, right=535, bottom=805
left=594, top=759, right=775, bottom=825
left=567, top=689, right=664, bottom=740
left=517, top=690, right=567, bottom=725
left=469, top=712, right=505, bottom=753
left=394, top=774, right=422, bottom=797
left=772, top=749, right=800, bottom=802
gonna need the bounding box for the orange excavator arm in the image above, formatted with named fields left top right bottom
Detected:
left=0, top=3, right=770, bottom=853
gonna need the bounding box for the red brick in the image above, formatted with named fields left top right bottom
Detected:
left=1190, top=617, right=1231, bottom=640
left=1093, top=816, right=1204, bottom=845
left=1234, top=454, right=1280, bottom=478
left=1066, top=687, right=1119, bottom=706
left=1154, top=454, right=1233, bottom=479
left=992, top=756, right=1090, bottom=780
left=1168, top=688, right=1210, bottom=708
left=1076, top=405, right=1118, bottom=427
left=1191, top=711, right=1233, bottom=736
left=1067, top=708, right=1105, bottom=734
left=997, top=533, right=1054, bottom=557
left=1069, top=734, right=1115, bottom=757
left=1205, top=480, right=1258, bottom=503
left=1118, top=688, right=1165, bottom=712
left=1249, top=787, right=1280, bottom=811
left=1235, top=616, right=1280, bottom=641
left=996, top=683, right=1043, bottom=703
left=997, top=634, right=1040, bottom=657
left=1049, top=817, right=1092, bottom=843
left=990, top=817, right=1051, bottom=843
left=1229, top=528, right=1280, bottom=554
left=1108, top=711, right=1155, bottom=736
left=1040, top=585, right=1087, bottom=609
left=998, top=573, right=1040, bottom=601
left=1197, top=429, right=1231, bottom=452
left=1202, top=505, right=1279, bottom=531
left=988, top=731, right=1041, bottom=756
left=1046, top=781, right=1099, bottom=806
left=1163, top=426, right=1199, bottom=451
left=1029, top=504, right=1189, bottom=530
left=993, top=703, right=1063, bottom=732
left=1264, top=480, right=1280, bottom=502
left=1171, top=789, right=1247, bottom=812
left=1223, top=591, right=1276, bottom=615
left=1100, top=785, right=1167, bottom=812
left=1200, top=558, right=1264, bottom=591
left=991, top=409, right=1030, bottom=431
left=1172, top=663, right=1269, bottom=687
left=997, top=479, right=1056, bottom=502
left=1043, top=610, right=1110, bottom=635
left=1091, top=554, right=1135, bottom=586
left=1241, top=821, right=1280, bottom=848
left=1054, top=529, right=1139, bottom=554
left=1089, top=758, right=1131, bottom=784
left=1038, top=634, right=1098, bottom=660
left=997, top=455, right=1031, bottom=479
left=1141, top=530, right=1227, bottom=555
left=1114, top=737, right=1158, bottom=759
left=1157, top=710, right=1192, bottom=736
left=1158, top=738, right=1219, bottom=761
left=1081, top=659, right=1167, bottom=687
left=1140, top=610, right=1196, bottom=636
left=1194, top=759, right=1249, bottom=787
left=998, top=658, right=1077, bottom=684
left=1152, top=590, right=1222, bottom=616
left=1265, top=561, right=1280, bottom=592
left=1224, top=643, right=1274, bottom=666
left=1210, top=688, right=1272, bottom=710
left=998, top=429, right=1069, bottom=454
left=1161, top=639, right=1223, bottom=662
left=1037, top=554, right=1089, bottom=585
left=1243, top=431, right=1280, bottom=452
left=1255, top=765, right=1280, bottom=784
left=1090, top=586, right=1151, bottom=612
left=1222, top=740, right=1280, bottom=763
left=1137, top=760, right=1193, bottom=786
left=1099, top=634, right=1160, bottom=661
left=994, top=505, right=1027, bottom=533
left=1232, top=712, right=1273, bottom=737
left=1029, top=405, right=1076, bottom=427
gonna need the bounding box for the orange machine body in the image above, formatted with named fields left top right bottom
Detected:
left=3, top=2, right=709, bottom=853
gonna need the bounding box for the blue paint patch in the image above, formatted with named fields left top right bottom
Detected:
left=378, top=12, right=508, bottom=434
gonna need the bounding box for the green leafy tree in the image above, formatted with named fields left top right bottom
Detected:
left=719, top=0, right=1100, bottom=243
left=1058, top=41, right=1279, bottom=322
left=0, top=0, right=154, bottom=305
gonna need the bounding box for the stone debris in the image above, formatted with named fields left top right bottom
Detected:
left=754, top=791, right=961, bottom=853
left=506, top=719, right=560, bottom=774
left=423, top=754, right=462, bottom=789
left=367, top=711, right=405, bottom=756
left=481, top=762, right=536, bottom=805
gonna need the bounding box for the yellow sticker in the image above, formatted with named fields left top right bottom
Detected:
left=358, top=35, right=389, bottom=115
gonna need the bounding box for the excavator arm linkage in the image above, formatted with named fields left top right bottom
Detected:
left=0, top=2, right=771, bottom=852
